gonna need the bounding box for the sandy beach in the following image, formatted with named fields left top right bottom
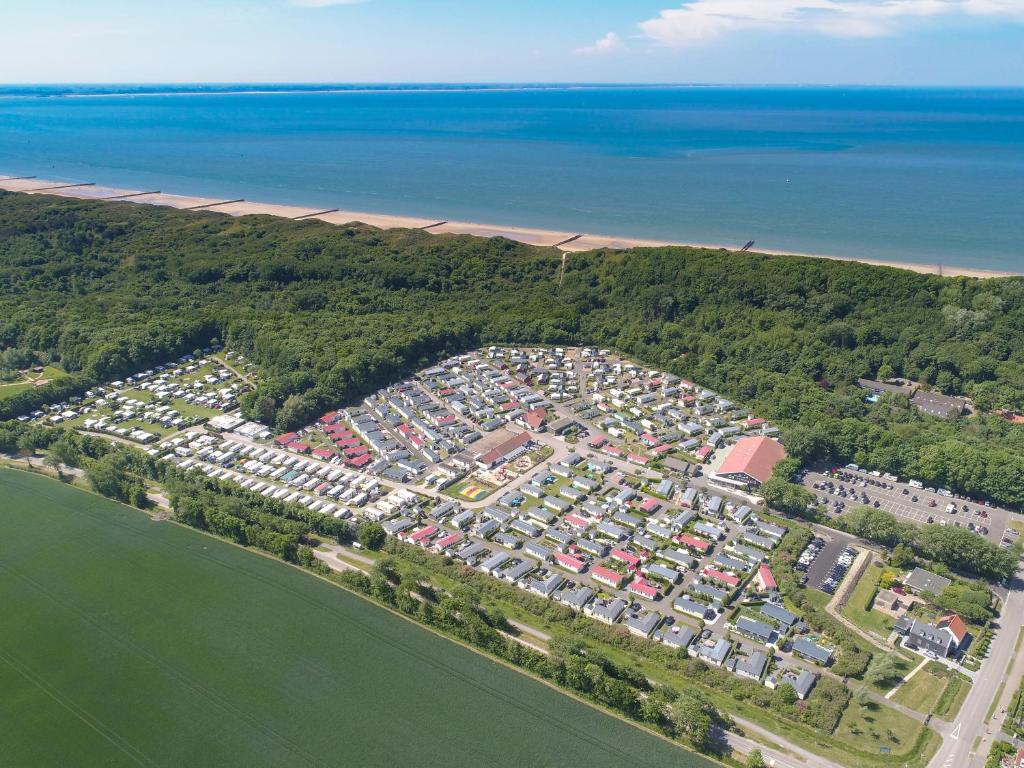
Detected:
left=0, top=174, right=1017, bottom=279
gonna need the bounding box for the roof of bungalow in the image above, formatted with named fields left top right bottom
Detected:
left=644, top=562, right=681, bottom=584
left=596, top=520, right=628, bottom=540
left=556, top=584, right=595, bottom=611
left=585, top=597, right=628, bottom=623
left=553, top=551, right=586, bottom=572
left=696, top=637, right=731, bottom=665
left=639, top=497, right=661, bottom=513
left=657, top=625, right=696, bottom=649
left=729, top=649, right=768, bottom=680
left=736, top=616, right=775, bottom=644
left=527, top=572, right=565, bottom=597
left=674, top=596, right=711, bottom=619
left=611, top=548, right=642, bottom=566
left=677, top=534, right=712, bottom=553
left=792, top=637, right=833, bottom=665
left=690, top=582, right=728, bottom=603
left=625, top=610, right=662, bottom=637
left=434, top=532, right=464, bottom=551
left=761, top=602, right=798, bottom=627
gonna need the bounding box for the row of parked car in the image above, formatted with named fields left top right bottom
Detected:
left=795, top=537, right=826, bottom=572
left=819, top=547, right=857, bottom=595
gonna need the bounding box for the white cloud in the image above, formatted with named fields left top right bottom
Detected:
left=289, top=0, right=365, bottom=7
left=574, top=32, right=626, bottom=55
left=639, top=0, right=1024, bottom=46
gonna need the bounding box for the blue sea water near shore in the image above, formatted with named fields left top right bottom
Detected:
left=1, top=84, right=1022, bottom=272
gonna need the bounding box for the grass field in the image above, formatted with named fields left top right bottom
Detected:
left=0, top=365, right=67, bottom=401
left=842, top=562, right=896, bottom=639
left=0, top=468, right=716, bottom=768
left=892, top=667, right=947, bottom=711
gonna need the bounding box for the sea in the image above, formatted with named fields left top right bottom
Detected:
left=1, top=84, right=1022, bottom=272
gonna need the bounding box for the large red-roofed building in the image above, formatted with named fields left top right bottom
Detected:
left=713, top=436, right=786, bottom=489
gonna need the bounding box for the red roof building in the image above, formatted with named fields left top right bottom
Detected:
left=638, top=497, right=661, bottom=514
left=274, top=432, right=298, bottom=446
left=554, top=552, right=586, bottom=573
left=312, top=447, right=335, bottom=460
left=628, top=577, right=660, bottom=600
left=702, top=567, right=741, bottom=587
left=521, top=408, right=547, bottom=432
left=611, top=548, right=642, bottom=567
left=346, top=453, right=372, bottom=468
left=318, top=411, right=340, bottom=425
left=937, top=614, right=969, bottom=646
left=289, top=442, right=311, bottom=454
left=676, top=534, right=712, bottom=554
left=591, top=565, right=626, bottom=589
left=475, top=431, right=533, bottom=469
left=407, top=525, right=439, bottom=545
left=756, top=564, right=777, bottom=591
left=713, top=436, right=787, bottom=489
left=564, top=514, right=590, bottom=531
left=434, top=532, right=463, bottom=552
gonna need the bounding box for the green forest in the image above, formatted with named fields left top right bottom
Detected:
left=2, top=191, right=1024, bottom=505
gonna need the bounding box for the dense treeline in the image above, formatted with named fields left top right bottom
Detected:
left=835, top=506, right=1019, bottom=582
left=2, top=192, right=1024, bottom=505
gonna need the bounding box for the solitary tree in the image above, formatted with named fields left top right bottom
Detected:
left=358, top=522, right=386, bottom=551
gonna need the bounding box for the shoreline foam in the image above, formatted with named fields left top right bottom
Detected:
left=0, top=174, right=1016, bottom=279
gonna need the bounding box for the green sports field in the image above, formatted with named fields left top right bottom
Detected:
left=0, top=468, right=716, bottom=768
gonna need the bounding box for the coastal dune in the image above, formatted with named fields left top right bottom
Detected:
left=0, top=175, right=1016, bottom=279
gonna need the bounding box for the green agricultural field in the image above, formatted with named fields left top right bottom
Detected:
left=0, top=468, right=715, bottom=768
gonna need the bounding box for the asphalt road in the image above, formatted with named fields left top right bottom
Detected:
left=927, top=571, right=1024, bottom=768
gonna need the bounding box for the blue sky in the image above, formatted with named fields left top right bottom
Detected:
left=2, top=0, right=1023, bottom=85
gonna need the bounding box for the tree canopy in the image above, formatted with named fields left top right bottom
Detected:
left=2, top=191, right=1024, bottom=505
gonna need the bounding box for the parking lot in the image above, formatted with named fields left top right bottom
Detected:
left=802, top=465, right=1010, bottom=544
left=799, top=530, right=856, bottom=593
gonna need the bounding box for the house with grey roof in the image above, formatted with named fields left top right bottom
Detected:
left=761, top=602, right=799, bottom=630
left=674, top=596, right=712, bottom=621
left=554, top=584, right=595, bottom=611
left=766, top=668, right=817, bottom=700
left=728, top=649, right=768, bottom=681
left=479, top=551, right=512, bottom=575
left=689, top=582, right=728, bottom=605
left=903, top=567, right=952, bottom=596
left=736, top=616, right=775, bottom=644
left=576, top=538, right=609, bottom=558
left=657, top=625, right=695, bottom=650
left=644, top=562, right=682, bottom=585
left=527, top=572, right=565, bottom=598
left=691, top=636, right=732, bottom=666
left=499, top=559, right=535, bottom=583
left=585, top=597, right=628, bottom=625
left=625, top=610, right=662, bottom=638
left=792, top=637, right=833, bottom=666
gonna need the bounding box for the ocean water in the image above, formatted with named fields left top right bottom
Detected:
left=1, top=84, right=1022, bottom=272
